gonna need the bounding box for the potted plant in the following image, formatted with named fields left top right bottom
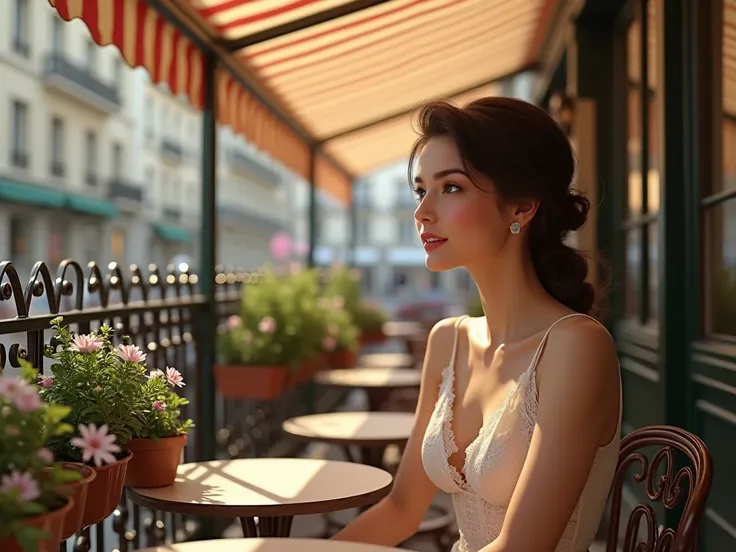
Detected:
left=123, top=366, right=193, bottom=488
left=0, top=362, right=80, bottom=552
left=323, top=266, right=387, bottom=345
left=41, top=317, right=140, bottom=527
left=215, top=269, right=322, bottom=399
left=354, top=302, right=389, bottom=345
left=320, top=295, right=360, bottom=369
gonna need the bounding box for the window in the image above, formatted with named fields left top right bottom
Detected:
left=622, top=0, right=660, bottom=326
left=705, top=0, right=736, bottom=336
left=10, top=217, right=29, bottom=271
left=354, top=181, right=372, bottom=208
left=85, top=39, right=97, bottom=73
left=50, top=117, right=64, bottom=176
left=13, top=0, right=29, bottom=56
left=11, top=101, right=28, bottom=168
left=398, top=218, right=416, bottom=245
left=85, top=131, right=98, bottom=185
left=51, top=15, right=64, bottom=53
left=356, top=217, right=371, bottom=245
left=112, top=142, right=123, bottom=178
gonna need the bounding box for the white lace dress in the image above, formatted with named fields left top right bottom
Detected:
left=420, top=314, right=621, bottom=552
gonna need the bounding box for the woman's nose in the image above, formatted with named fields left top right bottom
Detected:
left=414, top=197, right=435, bottom=224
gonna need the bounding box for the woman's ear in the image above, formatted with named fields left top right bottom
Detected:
left=509, top=199, right=540, bottom=230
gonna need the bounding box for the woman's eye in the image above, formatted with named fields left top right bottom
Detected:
left=413, top=188, right=426, bottom=200
left=443, top=183, right=460, bottom=193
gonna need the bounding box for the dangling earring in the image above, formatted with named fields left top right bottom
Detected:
left=510, top=221, right=521, bottom=235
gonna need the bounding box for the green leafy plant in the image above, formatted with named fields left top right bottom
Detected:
left=353, top=302, right=388, bottom=332
left=0, top=361, right=80, bottom=551
left=319, top=295, right=359, bottom=352
left=323, top=265, right=387, bottom=333
left=41, top=317, right=150, bottom=461
left=136, top=367, right=193, bottom=439
left=218, top=268, right=328, bottom=368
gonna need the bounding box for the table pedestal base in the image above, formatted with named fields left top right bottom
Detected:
left=240, top=516, right=294, bottom=538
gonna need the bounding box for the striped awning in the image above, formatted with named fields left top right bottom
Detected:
left=48, top=0, right=557, bottom=203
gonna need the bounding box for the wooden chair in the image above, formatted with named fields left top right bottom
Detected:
left=606, top=425, right=713, bottom=552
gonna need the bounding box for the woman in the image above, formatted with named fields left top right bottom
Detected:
left=332, top=97, right=621, bottom=552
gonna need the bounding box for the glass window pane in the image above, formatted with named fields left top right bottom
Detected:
left=625, top=229, right=641, bottom=317
left=648, top=220, right=659, bottom=321
left=721, top=0, right=736, bottom=194
left=707, top=198, right=736, bottom=335
left=626, top=20, right=643, bottom=218
left=647, top=0, right=660, bottom=215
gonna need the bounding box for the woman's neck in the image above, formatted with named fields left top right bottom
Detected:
left=468, top=251, right=558, bottom=344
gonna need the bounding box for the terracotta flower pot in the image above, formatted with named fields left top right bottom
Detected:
left=55, top=463, right=96, bottom=540
left=214, top=364, right=289, bottom=400
left=329, top=348, right=357, bottom=369
left=81, top=450, right=133, bottom=527
left=125, top=434, right=187, bottom=488
left=359, top=328, right=387, bottom=346
left=0, top=497, right=73, bottom=552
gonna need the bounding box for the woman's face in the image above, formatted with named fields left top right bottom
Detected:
left=413, top=136, right=512, bottom=272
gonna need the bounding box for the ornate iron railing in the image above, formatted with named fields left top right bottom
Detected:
left=0, top=260, right=346, bottom=551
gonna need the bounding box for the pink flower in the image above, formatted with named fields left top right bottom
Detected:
left=227, top=315, right=242, bottom=329
left=332, top=296, right=345, bottom=310
left=322, top=336, right=337, bottom=352
left=71, top=423, right=121, bottom=467
left=147, top=369, right=165, bottom=380
left=70, top=333, right=103, bottom=354
left=0, top=376, right=29, bottom=399
left=115, top=344, right=146, bottom=363
left=165, top=367, right=185, bottom=388
left=153, top=400, right=165, bottom=412
left=0, top=471, right=40, bottom=502
left=38, top=375, right=54, bottom=388
left=13, top=388, right=42, bottom=412
left=258, top=316, right=277, bottom=334
left=36, top=448, right=54, bottom=464
left=94, top=385, right=102, bottom=393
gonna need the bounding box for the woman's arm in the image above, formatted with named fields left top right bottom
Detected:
left=481, top=318, right=620, bottom=552
left=331, top=317, right=459, bottom=546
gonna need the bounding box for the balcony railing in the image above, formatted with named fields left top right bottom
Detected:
left=0, top=260, right=347, bottom=551
left=161, top=138, right=184, bottom=162
left=108, top=177, right=144, bottom=203
left=42, top=53, right=121, bottom=113
left=228, top=149, right=281, bottom=185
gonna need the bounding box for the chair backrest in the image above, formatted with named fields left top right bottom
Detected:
left=606, top=425, right=713, bottom=552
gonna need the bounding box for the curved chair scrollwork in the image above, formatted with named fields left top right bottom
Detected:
left=606, top=425, right=713, bottom=552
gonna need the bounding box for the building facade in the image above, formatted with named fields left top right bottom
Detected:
left=0, top=0, right=298, bottom=277
left=534, top=0, right=734, bottom=548
left=0, top=0, right=137, bottom=278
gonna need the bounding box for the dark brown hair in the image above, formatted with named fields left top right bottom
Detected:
left=408, top=96, right=594, bottom=314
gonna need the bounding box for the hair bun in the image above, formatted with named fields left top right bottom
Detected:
left=562, top=191, right=589, bottom=233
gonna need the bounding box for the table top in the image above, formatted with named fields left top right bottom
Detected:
left=282, top=411, right=415, bottom=446
left=314, top=367, right=421, bottom=389
left=135, top=539, right=405, bottom=552
left=127, top=457, right=393, bottom=518
left=357, top=352, right=414, bottom=369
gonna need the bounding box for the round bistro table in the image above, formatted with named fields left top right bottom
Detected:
left=127, top=457, right=393, bottom=538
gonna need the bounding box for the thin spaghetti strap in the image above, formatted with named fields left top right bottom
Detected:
left=448, top=315, right=468, bottom=368
left=527, top=313, right=606, bottom=375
